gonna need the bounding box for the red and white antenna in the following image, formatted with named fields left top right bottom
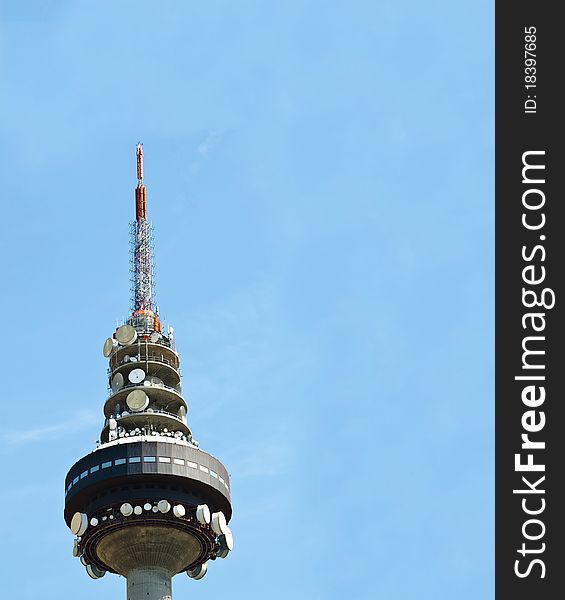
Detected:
left=131, top=143, right=153, bottom=313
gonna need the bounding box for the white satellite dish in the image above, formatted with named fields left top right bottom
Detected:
left=70, top=512, right=88, bottom=536
left=90, top=517, right=99, bottom=527
left=126, top=389, right=149, bottom=412
left=120, top=503, right=133, bottom=517
left=150, top=332, right=162, bottom=343
left=143, top=503, right=152, bottom=511
left=211, top=511, right=228, bottom=536
left=157, top=499, right=171, bottom=514
left=109, top=418, right=117, bottom=430
left=103, top=337, right=116, bottom=357
left=196, top=504, right=211, bottom=525
left=219, top=528, right=234, bottom=553
left=111, top=372, right=124, bottom=393
left=72, top=539, right=80, bottom=557
left=134, top=506, right=143, bottom=515
left=173, top=504, right=186, bottom=518
left=216, top=534, right=232, bottom=558
left=128, top=368, right=146, bottom=384
left=86, top=564, right=106, bottom=579
left=115, top=324, right=137, bottom=345
left=123, top=355, right=130, bottom=363
left=187, top=562, right=207, bottom=580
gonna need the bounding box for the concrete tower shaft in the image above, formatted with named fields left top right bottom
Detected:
left=64, top=146, right=234, bottom=599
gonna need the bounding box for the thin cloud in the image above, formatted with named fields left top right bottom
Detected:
left=0, top=410, right=99, bottom=446
left=197, top=130, right=222, bottom=156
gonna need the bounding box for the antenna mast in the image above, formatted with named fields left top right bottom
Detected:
left=130, top=143, right=154, bottom=314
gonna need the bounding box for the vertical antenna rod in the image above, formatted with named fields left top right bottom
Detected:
left=135, top=143, right=147, bottom=220
left=131, top=143, right=154, bottom=312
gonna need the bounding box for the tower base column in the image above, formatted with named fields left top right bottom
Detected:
left=127, top=567, right=173, bottom=600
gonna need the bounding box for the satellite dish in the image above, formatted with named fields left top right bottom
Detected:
left=144, top=503, right=152, bottom=511
left=90, top=517, right=99, bottom=527
left=211, top=511, right=228, bottom=536
left=103, top=337, right=116, bottom=357
left=196, top=504, right=211, bottom=525
left=120, top=503, right=133, bottom=517
left=218, top=528, right=234, bottom=556
left=109, top=418, right=117, bottom=431
left=111, top=372, right=124, bottom=393
left=173, top=504, right=186, bottom=518
left=126, top=389, right=149, bottom=412
left=86, top=564, right=106, bottom=579
left=178, top=406, right=187, bottom=422
left=134, top=506, right=143, bottom=515
left=123, top=355, right=130, bottom=363
left=158, top=500, right=171, bottom=514
left=115, top=324, right=137, bottom=345
left=70, top=512, right=88, bottom=536
left=187, top=562, right=207, bottom=580
left=150, top=332, right=162, bottom=343
left=72, top=539, right=80, bottom=557
left=128, top=368, right=145, bottom=384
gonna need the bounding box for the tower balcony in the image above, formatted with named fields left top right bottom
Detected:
left=100, top=408, right=191, bottom=444
left=104, top=382, right=187, bottom=419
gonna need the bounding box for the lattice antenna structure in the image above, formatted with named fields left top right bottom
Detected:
left=130, top=143, right=154, bottom=313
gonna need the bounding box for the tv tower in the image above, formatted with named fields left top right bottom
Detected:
left=64, top=145, right=233, bottom=600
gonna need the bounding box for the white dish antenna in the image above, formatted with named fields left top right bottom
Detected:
left=70, top=512, right=88, bottom=536
left=158, top=499, right=171, bottom=513
left=126, top=389, right=149, bottom=412
left=128, top=368, right=146, bottom=384
left=103, top=337, right=117, bottom=357
left=187, top=562, right=207, bottom=580
left=211, top=511, right=228, bottom=536
left=111, top=372, right=124, bottom=393
left=150, top=332, right=162, bottom=343
left=173, top=504, right=186, bottom=518
left=120, top=503, right=133, bottom=517
left=196, top=504, right=211, bottom=525
left=72, top=539, right=80, bottom=557
left=134, top=506, right=143, bottom=515
left=86, top=564, right=106, bottom=579
left=115, top=324, right=137, bottom=345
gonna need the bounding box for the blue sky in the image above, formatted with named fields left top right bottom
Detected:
left=0, top=2, right=492, bottom=598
